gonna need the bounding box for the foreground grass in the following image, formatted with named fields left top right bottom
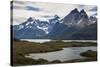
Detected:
left=12, top=40, right=97, bottom=66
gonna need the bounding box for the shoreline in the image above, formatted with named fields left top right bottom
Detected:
left=14, top=40, right=97, bottom=54
left=12, top=40, right=97, bottom=66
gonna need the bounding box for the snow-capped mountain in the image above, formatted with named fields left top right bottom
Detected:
left=46, top=8, right=97, bottom=39
left=13, top=15, right=60, bottom=39
left=13, top=8, right=97, bottom=39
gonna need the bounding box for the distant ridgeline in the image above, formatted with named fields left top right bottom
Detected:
left=12, top=8, right=97, bottom=40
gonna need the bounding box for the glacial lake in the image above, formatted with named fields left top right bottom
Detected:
left=21, top=39, right=97, bottom=61
left=25, top=46, right=97, bottom=61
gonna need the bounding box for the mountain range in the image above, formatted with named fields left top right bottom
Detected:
left=12, top=8, right=97, bottom=40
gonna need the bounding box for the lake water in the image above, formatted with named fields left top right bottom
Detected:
left=25, top=46, right=97, bottom=61
left=21, top=39, right=97, bottom=43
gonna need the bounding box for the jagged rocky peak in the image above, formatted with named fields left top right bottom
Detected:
left=80, top=9, right=85, bottom=12
left=80, top=9, right=87, bottom=15
left=27, top=17, right=34, bottom=22
left=54, top=14, right=60, bottom=18
left=79, top=9, right=88, bottom=18
left=49, top=15, right=60, bottom=23
left=71, top=8, right=79, bottom=13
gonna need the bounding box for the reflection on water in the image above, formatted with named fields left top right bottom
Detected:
left=25, top=46, right=97, bottom=61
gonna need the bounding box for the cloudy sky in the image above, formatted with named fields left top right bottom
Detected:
left=11, top=1, right=97, bottom=25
